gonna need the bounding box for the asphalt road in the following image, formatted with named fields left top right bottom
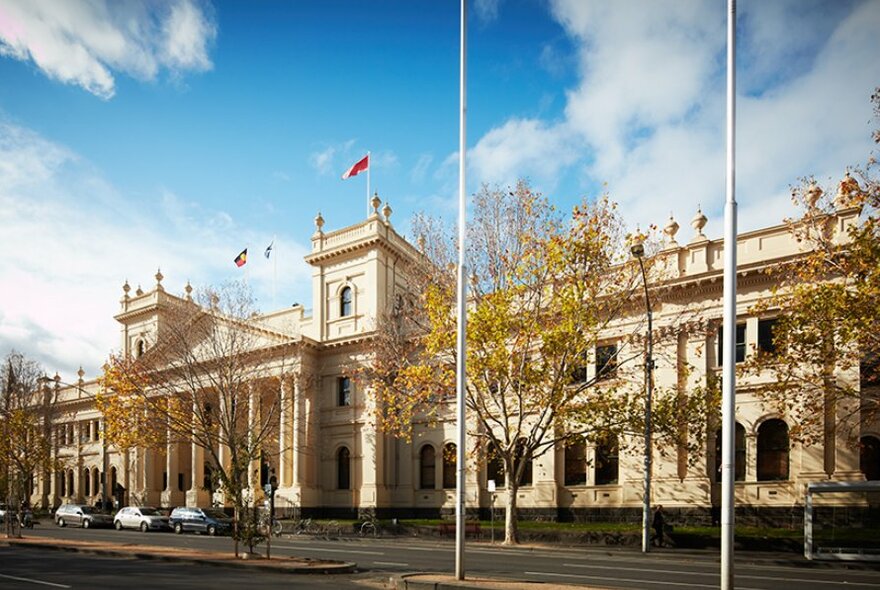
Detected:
left=0, top=546, right=376, bottom=590
left=17, top=524, right=880, bottom=590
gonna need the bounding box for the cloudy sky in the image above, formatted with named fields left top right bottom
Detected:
left=1, top=0, right=878, bottom=380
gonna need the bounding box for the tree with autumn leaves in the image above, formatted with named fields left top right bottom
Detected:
left=361, top=181, right=714, bottom=544
left=0, top=351, right=59, bottom=537
left=98, top=282, right=296, bottom=556
left=745, top=89, right=880, bottom=469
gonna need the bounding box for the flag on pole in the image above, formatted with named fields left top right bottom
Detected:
left=234, top=248, right=247, bottom=267
left=264, top=241, right=274, bottom=259
left=342, top=154, right=369, bottom=179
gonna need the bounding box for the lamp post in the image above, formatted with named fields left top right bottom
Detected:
left=631, top=241, right=654, bottom=554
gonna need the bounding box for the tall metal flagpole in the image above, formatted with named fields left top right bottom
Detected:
left=272, top=234, right=277, bottom=310
left=455, top=0, right=468, bottom=581
left=367, top=150, right=372, bottom=216
left=721, top=1, right=737, bottom=588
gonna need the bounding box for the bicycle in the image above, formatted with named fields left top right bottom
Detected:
left=258, top=512, right=283, bottom=537
left=292, top=517, right=313, bottom=535
left=359, top=515, right=378, bottom=537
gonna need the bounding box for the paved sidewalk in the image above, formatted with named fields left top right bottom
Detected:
left=389, top=573, right=606, bottom=590
left=1, top=535, right=356, bottom=574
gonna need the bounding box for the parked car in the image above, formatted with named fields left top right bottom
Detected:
left=168, top=507, right=232, bottom=536
left=55, top=504, right=114, bottom=529
left=113, top=506, right=170, bottom=532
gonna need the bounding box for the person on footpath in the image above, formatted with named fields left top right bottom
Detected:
left=652, top=505, right=666, bottom=547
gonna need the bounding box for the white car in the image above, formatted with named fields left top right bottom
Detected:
left=113, top=506, right=170, bottom=532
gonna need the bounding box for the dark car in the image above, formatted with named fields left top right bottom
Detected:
left=168, top=507, right=232, bottom=536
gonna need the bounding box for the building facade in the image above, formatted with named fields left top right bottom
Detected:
left=33, top=192, right=880, bottom=524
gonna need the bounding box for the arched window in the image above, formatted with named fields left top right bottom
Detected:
left=420, top=445, right=436, bottom=489
left=136, top=339, right=145, bottom=358
left=442, top=443, right=456, bottom=489
left=337, top=447, right=351, bottom=490
left=59, top=472, right=67, bottom=497
left=757, top=419, right=789, bottom=481
left=515, top=439, right=532, bottom=487
left=340, top=286, right=353, bottom=317
left=860, top=435, right=880, bottom=481
left=110, top=466, right=117, bottom=492
left=714, top=423, right=746, bottom=482
left=595, top=435, right=619, bottom=485
left=487, top=444, right=505, bottom=488
left=67, top=470, right=74, bottom=497
left=84, top=467, right=91, bottom=496
left=564, top=437, right=587, bottom=486
left=92, top=467, right=100, bottom=497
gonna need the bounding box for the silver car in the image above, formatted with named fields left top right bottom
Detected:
left=113, top=506, right=170, bottom=532
left=55, top=504, right=114, bottom=528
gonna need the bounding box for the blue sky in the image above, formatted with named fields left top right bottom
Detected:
left=1, top=0, right=878, bottom=379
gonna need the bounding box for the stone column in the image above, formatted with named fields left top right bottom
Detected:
left=73, top=422, right=83, bottom=502
left=247, top=384, right=258, bottom=496
left=186, top=400, right=209, bottom=507
left=278, top=378, right=291, bottom=488
left=292, top=379, right=303, bottom=487
left=162, top=427, right=183, bottom=507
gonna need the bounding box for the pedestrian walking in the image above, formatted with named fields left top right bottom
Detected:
left=652, top=505, right=666, bottom=547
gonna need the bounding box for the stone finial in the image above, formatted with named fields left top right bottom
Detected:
left=53, top=372, right=60, bottom=385
left=314, top=211, right=324, bottom=233
left=835, top=170, right=859, bottom=209
left=370, top=192, right=381, bottom=216
left=184, top=280, right=193, bottom=301
left=382, top=201, right=392, bottom=223
left=122, top=280, right=131, bottom=295
left=417, top=234, right=426, bottom=252
left=77, top=366, right=85, bottom=385
left=805, top=181, right=823, bottom=209
left=155, top=268, right=165, bottom=292
left=663, top=213, right=680, bottom=246
left=210, top=293, right=220, bottom=309
left=135, top=284, right=144, bottom=296
left=691, top=206, right=707, bottom=240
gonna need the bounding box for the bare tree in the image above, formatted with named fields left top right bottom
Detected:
left=0, top=350, right=57, bottom=538
left=99, top=281, right=298, bottom=556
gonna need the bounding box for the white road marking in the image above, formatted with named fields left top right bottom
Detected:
left=525, top=571, right=755, bottom=589
left=270, top=544, right=384, bottom=556
left=563, top=562, right=880, bottom=587
left=373, top=561, right=409, bottom=566
left=0, top=573, right=71, bottom=588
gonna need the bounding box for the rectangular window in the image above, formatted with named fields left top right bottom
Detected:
left=595, top=344, right=618, bottom=378
left=717, top=323, right=746, bottom=365
left=758, top=318, right=778, bottom=354
left=337, top=376, right=351, bottom=407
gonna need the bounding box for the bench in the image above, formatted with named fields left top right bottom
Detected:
left=438, top=522, right=481, bottom=537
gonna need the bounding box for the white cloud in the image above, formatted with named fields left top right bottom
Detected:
left=0, top=121, right=311, bottom=381
left=469, top=118, right=576, bottom=188
left=411, top=154, right=434, bottom=183
left=0, top=0, right=216, bottom=99
left=309, top=146, right=337, bottom=175
left=469, top=0, right=880, bottom=237
left=474, top=0, right=501, bottom=24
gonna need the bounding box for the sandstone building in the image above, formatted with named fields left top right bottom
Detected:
left=32, top=192, right=879, bottom=524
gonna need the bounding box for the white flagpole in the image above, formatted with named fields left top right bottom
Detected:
left=272, top=235, right=277, bottom=310
left=721, top=1, right=737, bottom=589
left=367, top=150, right=372, bottom=216
left=455, top=0, right=467, bottom=581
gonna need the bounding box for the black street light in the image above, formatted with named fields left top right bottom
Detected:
left=631, top=240, right=654, bottom=553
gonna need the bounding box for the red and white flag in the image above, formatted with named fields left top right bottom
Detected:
left=342, top=154, right=369, bottom=179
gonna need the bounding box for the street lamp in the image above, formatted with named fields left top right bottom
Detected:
left=631, top=240, right=654, bottom=554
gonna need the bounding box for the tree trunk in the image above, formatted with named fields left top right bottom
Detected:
left=503, top=483, right=519, bottom=545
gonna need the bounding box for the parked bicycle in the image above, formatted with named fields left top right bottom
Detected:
left=258, top=511, right=283, bottom=537
left=359, top=514, right=378, bottom=537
